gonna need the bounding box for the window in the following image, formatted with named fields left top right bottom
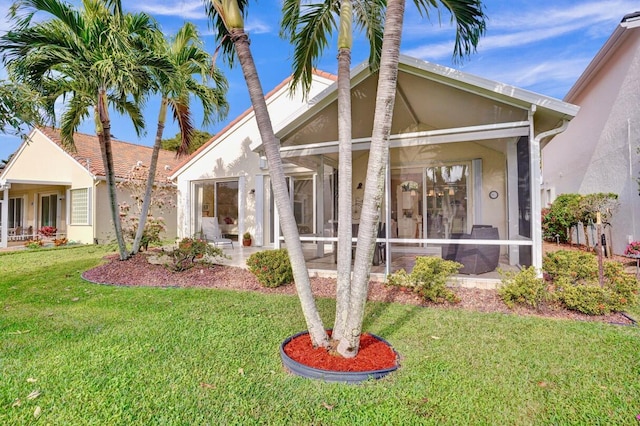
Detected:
left=8, top=197, right=23, bottom=228
left=70, top=188, right=90, bottom=225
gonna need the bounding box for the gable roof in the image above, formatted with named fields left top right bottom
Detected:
left=271, top=55, right=578, bottom=150
left=170, top=70, right=337, bottom=179
left=38, top=127, right=182, bottom=182
left=565, top=11, right=640, bottom=102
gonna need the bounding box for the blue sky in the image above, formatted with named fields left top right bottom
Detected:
left=0, top=0, right=637, bottom=161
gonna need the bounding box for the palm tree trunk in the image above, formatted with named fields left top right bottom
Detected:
left=230, top=29, right=328, bottom=348
left=97, top=89, right=128, bottom=260
left=132, top=98, right=167, bottom=254
left=336, top=0, right=405, bottom=358
left=333, top=45, right=353, bottom=341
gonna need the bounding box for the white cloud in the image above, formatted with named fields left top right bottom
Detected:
left=246, top=19, right=272, bottom=34
left=131, top=1, right=207, bottom=20
left=404, top=0, right=637, bottom=60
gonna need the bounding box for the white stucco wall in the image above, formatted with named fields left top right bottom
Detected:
left=543, top=27, right=640, bottom=253
left=174, top=75, right=336, bottom=246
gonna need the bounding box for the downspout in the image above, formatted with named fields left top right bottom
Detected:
left=628, top=118, right=637, bottom=239
left=532, top=108, right=570, bottom=273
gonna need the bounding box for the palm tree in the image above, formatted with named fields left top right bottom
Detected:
left=280, top=0, right=384, bottom=341
left=336, top=0, right=486, bottom=357
left=1, top=0, right=171, bottom=260
left=204, top=0, right=329, bottom=348
left=0, top=77, right=49, bottom=133
left=130, top=22, right=228, bottom=254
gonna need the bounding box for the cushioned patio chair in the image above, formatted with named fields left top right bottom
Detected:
left=201, top=217, right=234, bottom=249
left=444, top=225, right=500, bottom=275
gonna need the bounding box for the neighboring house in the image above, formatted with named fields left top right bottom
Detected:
left=172, top=55, right=578, bottom=275
left=0, top=127, right=181, bottom=247
left=542, top=11, right=640, bottom=255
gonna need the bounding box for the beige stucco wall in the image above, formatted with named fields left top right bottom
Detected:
left=543, top=28, right=640, bottom=253
left=93, top=182, right=178, bottom=245
left=2, top=129, right=95, bottom=243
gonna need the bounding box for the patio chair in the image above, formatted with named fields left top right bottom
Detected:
left=201, top=217, right=234, bottom=249
left=444, top=225, right=500, bottom=274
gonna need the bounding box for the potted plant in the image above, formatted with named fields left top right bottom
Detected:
left=242, top=232, right=252, bottom=247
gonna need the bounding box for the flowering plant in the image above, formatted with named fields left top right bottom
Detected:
left=625, top=241, right=640, bottom=256
left=38, top=226, right=57, bottom=237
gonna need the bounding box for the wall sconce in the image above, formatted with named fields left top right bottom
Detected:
left=357, top=182, right=363, bottom=190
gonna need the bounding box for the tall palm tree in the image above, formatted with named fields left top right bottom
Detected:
left=336, top=0, right=486, bottom=357
left=130, top=22, right=228, bottom=254
left=280, top=0, right=384, bottom=341
left=204, top=0, right=329, bottom=348
left=1, top=0, right=171, bottom=260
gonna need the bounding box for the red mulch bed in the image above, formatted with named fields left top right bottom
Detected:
left=283, top=331, right=397, bottom=372
left=82, top=246, right=638, bottom=327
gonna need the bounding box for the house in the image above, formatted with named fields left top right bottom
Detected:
left=172, top=55, right=578, bottom=276
left=542, top=11, right=640, bottom=255
left=0, top=127, right=181, bottom=247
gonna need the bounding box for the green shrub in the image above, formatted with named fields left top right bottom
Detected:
left=550, top=259, right=639, bottom=315
left=498, top=266, right=548, bottom=309
left=542, top=193, right=581, bottom=243
left=543, top=250, right=597, bottom=282
left=386, top=256, right=461, bottom=303
left=246, top=249, right=293, bottom=288
left=559, top=284, right=615, bottom=315
left=164, top=237, right=226, bottom=272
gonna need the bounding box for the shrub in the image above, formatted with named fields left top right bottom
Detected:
left=498, top=266, right=548, bottom=309
left=163, top=237, right=226, bottom=272
left=24, top=239, right=43, bottom=249
left=542, top=194, right=581, bottom=243
left=54, top=237, right=68, bottom=247
left=543, top=250, right=597, bottom=282
left=559, top=284, right=615, bottom=315
left=386, top=256, right=461, bottom=303
left=246, top=249, right=293, bottom=288
left=549, top=259, right=639, bottom=315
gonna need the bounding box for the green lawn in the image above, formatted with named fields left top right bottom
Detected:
left=1, top=246, right=639, bottom=425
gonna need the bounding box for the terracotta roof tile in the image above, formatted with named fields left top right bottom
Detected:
left=39, top=127, right=181, bottom=182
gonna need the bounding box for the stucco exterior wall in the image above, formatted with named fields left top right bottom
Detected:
left=174, top=75, right=336, bottom=245
left=543, top=29, right=640, bottom=253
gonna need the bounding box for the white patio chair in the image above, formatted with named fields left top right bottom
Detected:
left=201, top=217, right=234, bottom=249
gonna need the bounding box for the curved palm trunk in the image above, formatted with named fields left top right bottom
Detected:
left=336, top=0, right=405, bottom=358
left=332, top=0, right=354, bottom=342
left=97, top=89, right=128, bottom=260
left=132, top=98, right=168, bottom=254
left=230, top=29, right=328, bottom=348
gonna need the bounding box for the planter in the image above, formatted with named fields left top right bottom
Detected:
left=242, top=239, right=252, bottom=247
left=280, top=330, right=399, bottom=384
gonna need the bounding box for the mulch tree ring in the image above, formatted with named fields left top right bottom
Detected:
left=280, top=330, right=399, bottom=383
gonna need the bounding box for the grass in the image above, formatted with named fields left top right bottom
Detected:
left=1, top=246, right=639, bottom=425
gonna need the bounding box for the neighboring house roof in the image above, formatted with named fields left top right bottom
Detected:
left=37, top=127, right=182, bottom=182
left=170, top=70, right=337, bottom=179
left=564, top=11, right=640, bottom=102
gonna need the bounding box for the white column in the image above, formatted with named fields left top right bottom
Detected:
left=506, top=140, right=519, bottom=265
left=1, top=185, right=9, bottom=248
left=529, top=109, right=543, bottom=272
left=254, top=174, right=264, bottom=247
left=315, top=156, right=325, bottom=258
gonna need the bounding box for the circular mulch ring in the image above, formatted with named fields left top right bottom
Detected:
left=280, top=330, right=399, bottom=383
